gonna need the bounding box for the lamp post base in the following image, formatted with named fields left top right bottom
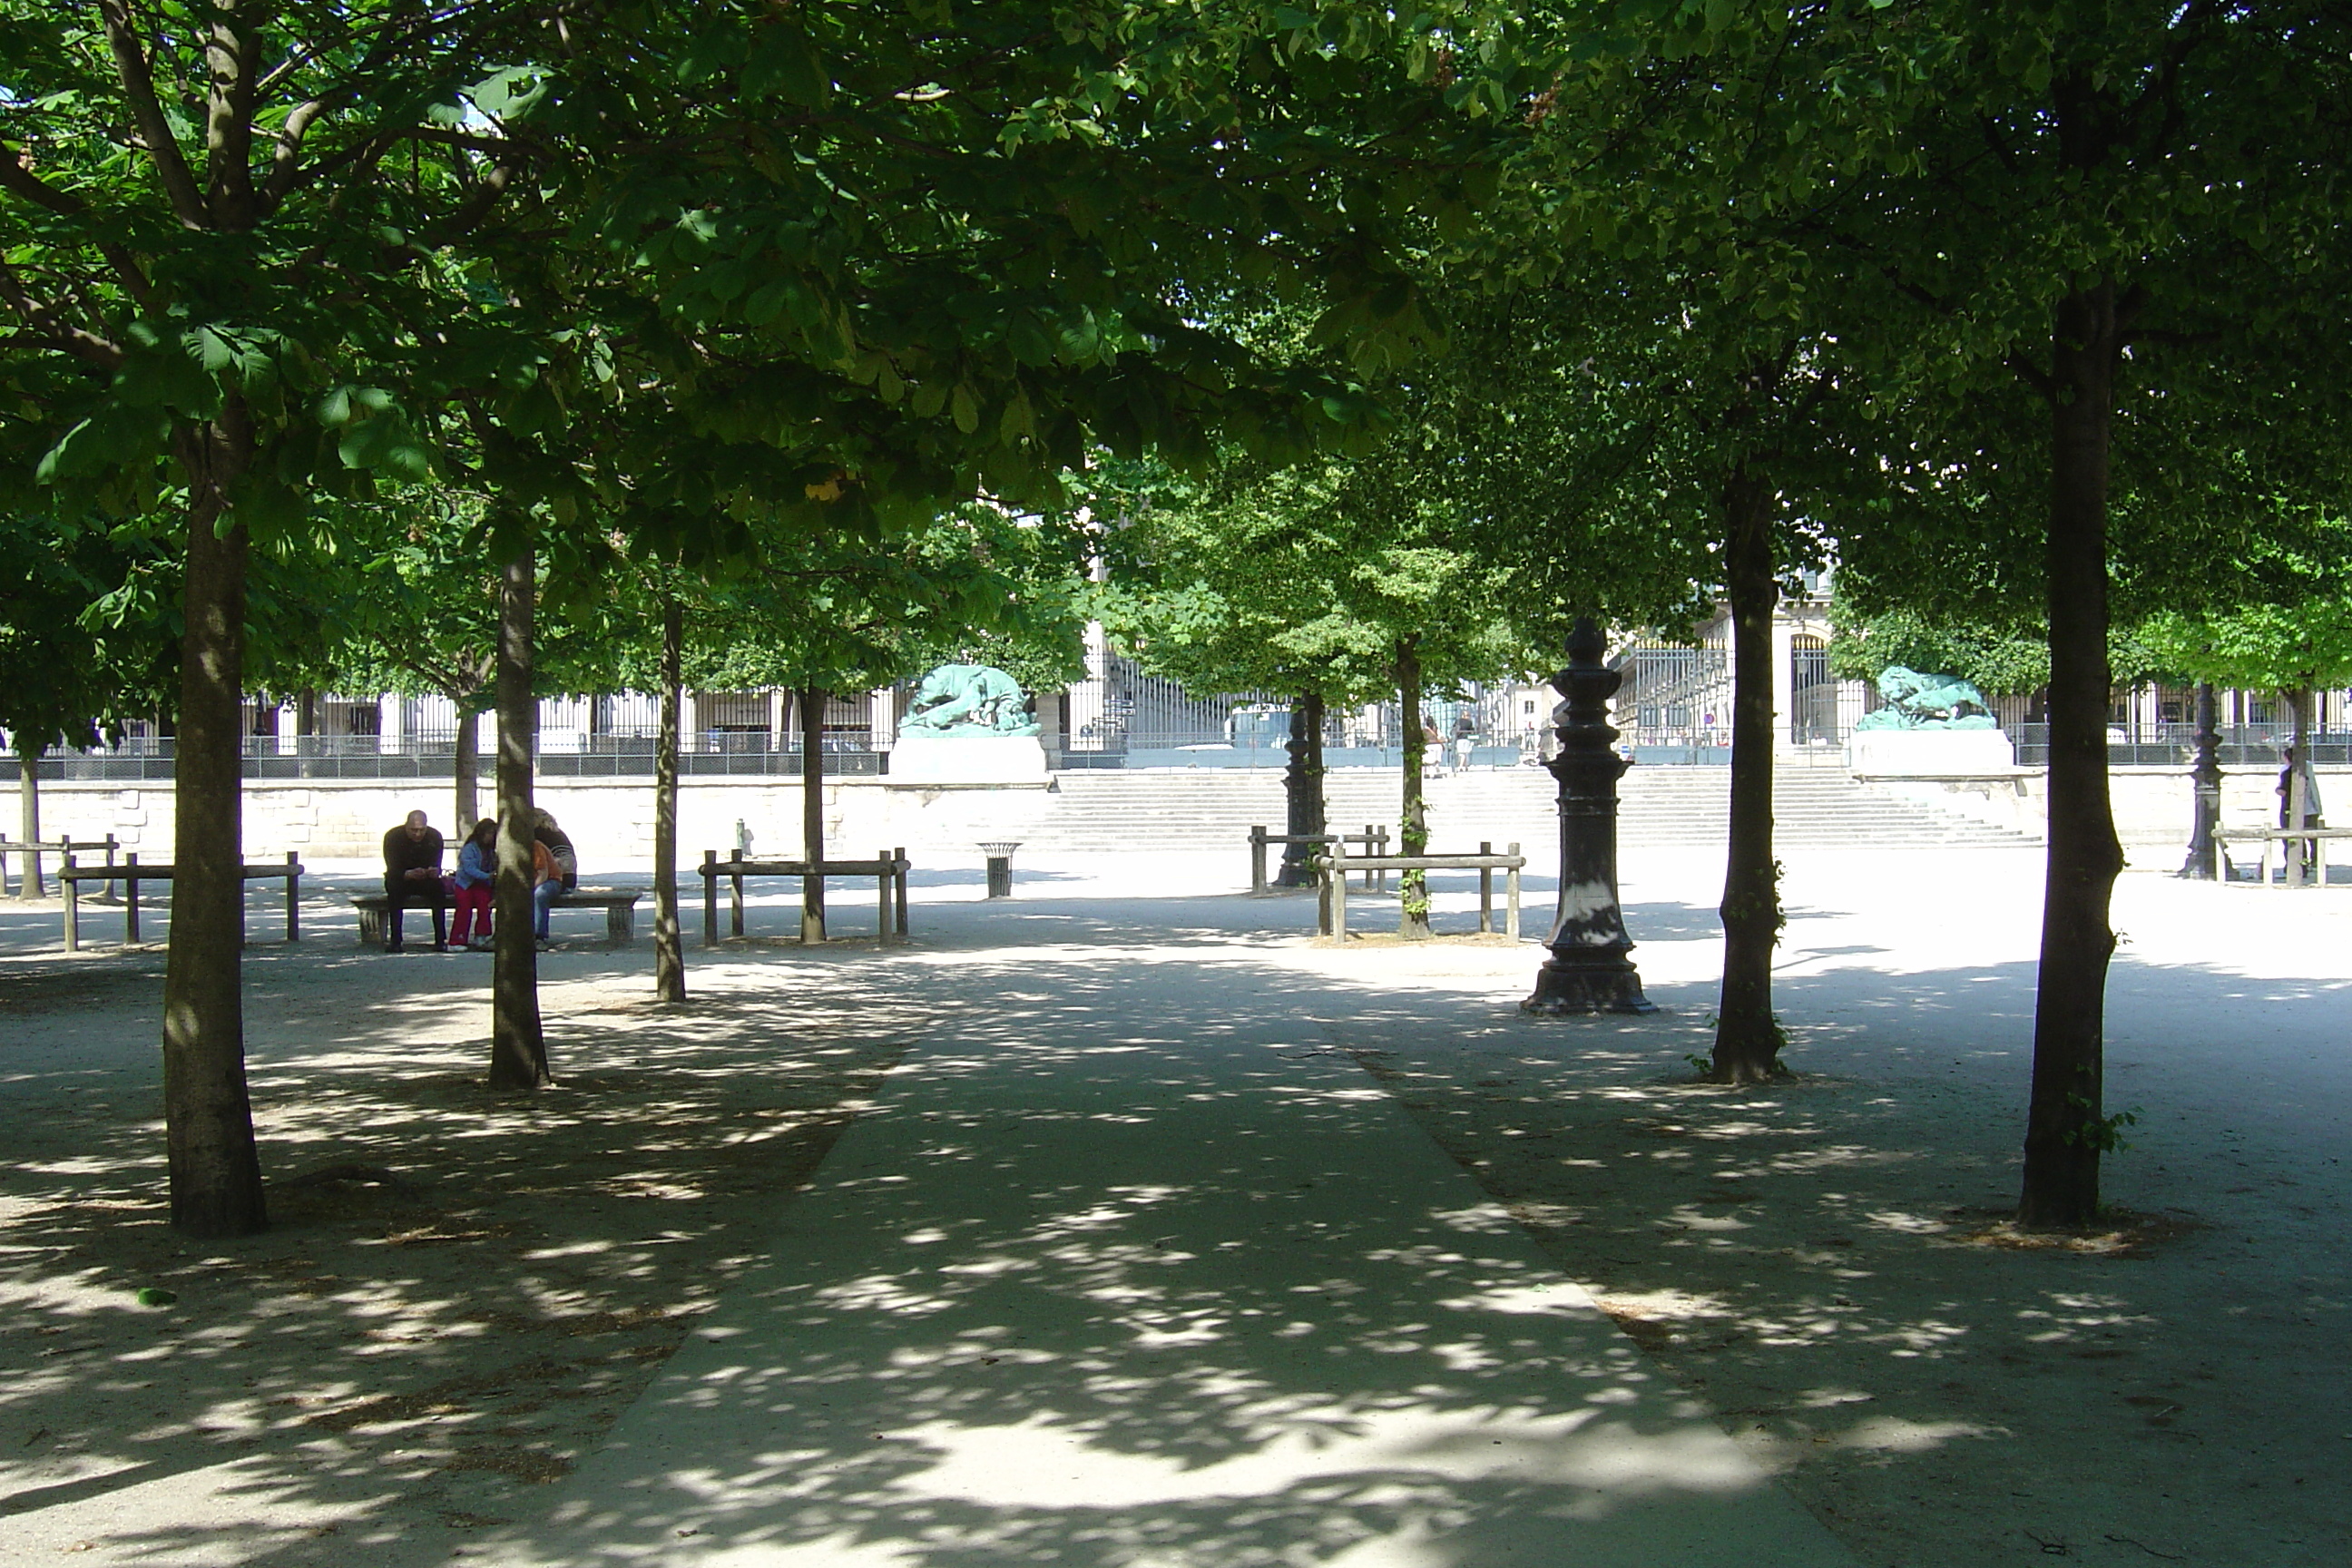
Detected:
left=1522, top=957, right=1657, bottom=1016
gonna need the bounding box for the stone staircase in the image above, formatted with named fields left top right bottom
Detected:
left=1024, top=762, right=2043, bottom=853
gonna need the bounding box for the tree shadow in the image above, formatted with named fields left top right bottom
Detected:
left=1335, top=944, right=2350, bottom=1567
left=12, top=874, right=2331, bottom=1565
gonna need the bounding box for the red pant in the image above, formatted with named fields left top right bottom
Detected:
left=451, top=882, right=493, bottom=942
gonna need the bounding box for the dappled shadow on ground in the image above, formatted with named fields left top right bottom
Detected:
left=485, top=938, right=1838, bottom=1568
left=3, top=916, right=1845, bottom=1567
left=1340, top=948, right=2352, bottom=1566
left=0, top=958, right=910, bottom=1563
left=7, top=877, right=2346, bottom=1565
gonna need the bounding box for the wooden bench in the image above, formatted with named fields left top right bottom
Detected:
left=1318, top=842, right=1525, bottom=941
left=57, top=851, right=303, bottom=951
left=352, top=887, right=642, bottom=946
left=697, top=848, right=911, bottom=945
left=2213, top=825, right=2352, bottom=887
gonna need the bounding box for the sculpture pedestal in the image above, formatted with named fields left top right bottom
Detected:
left=1847, top=730, right=2015, bottom=776
left=888, top=735, right=1048, bottom=783
left=1524, top=951, right=1656, bottom=1015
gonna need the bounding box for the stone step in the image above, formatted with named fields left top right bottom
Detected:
left=1029, top=766, right=2041, bottom=852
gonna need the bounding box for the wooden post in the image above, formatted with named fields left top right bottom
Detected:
left=893, top=847, right=908, bottom=936
left=701, top=850, right=718, bottom=946
left=1331, top=852, right=1348, bottom=943
left=62, top=848, right=78, bottom=953
left=285, top=852, right=301, bottom=942
left=1479, top=840, right=1493, bottom=934
left=93, top=835, right=120, bottom=905
left=877, top=848, right=891, bottom=941
left=1250, top=826, right=1268, bottom=894
left=730, top=848, right=746, bottom=938
left=1505, top=843, right=1521, bottom=940
left=125, top=853, right=142, bottom=945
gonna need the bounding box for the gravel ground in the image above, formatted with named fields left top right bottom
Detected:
left=0, top=843, right=2343, bottom=1566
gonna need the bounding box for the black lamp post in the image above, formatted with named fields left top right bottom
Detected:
left=2178, top=681, right=2220, bottom=880
left=1524, top=618, right=1656, bottom=1016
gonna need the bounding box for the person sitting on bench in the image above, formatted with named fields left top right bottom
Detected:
left=382, top=809, right=449, bottom=953
left=451, top=817, right=496, bottom=950
left=531, top=810, right=578, bottom=949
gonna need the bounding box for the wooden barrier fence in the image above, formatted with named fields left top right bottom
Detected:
left=1318, top=842, right=1524, bottom=942
left=56, top=851, right=303, bottom=951
left=698, top=848, right=911, bottom=946
left=1247, top=825, right=1391, bottom=894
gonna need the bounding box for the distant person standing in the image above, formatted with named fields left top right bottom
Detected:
left=381, top=809, right=448, bottom=953
left=450, top=817, right=497, bottom=950
left=2278, top=745, right=2326, bottom=872
left=1453, top=714, right=1477, bottom=775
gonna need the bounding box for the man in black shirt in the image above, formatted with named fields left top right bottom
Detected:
left=382, top=809, right=449, bottom=952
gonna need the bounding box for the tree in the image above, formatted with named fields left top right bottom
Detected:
left=1093, top=438, right=1537, bottom=937
left=1828, top=603, right=2053, bottom=700
left=1, top=0, right=1519, bottom=1225
left=1429, top=273, right=1847, bottom=1076
left=1837, top=5, right=2352, bottom=1226
left=0, top=513, right=173, bottom=894
left=2139, top=517, right=2352, bottom=884
left=603, top=503, right=1087, bottom=965
left=1502, top=0, right=2352, bottom=1223
left=1, top=1, right=571, bottom=1234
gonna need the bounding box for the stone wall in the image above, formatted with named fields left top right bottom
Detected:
left=1866, top=765, right=2346, bottom=851
left=0, top=776, right=1055, bottom=867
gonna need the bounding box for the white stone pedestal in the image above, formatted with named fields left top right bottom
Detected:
left=1847, top=729, right=2017, bottom=776
left=887, top=735, right=1049, bottom=784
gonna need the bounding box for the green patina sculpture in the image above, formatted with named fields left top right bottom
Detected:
left=1853, top=666, right=1999, bottom=730
left=900, top=663, right=1040, bottom=737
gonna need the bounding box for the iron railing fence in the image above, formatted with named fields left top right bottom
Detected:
left=1053, top=728, right=1557, bottom=771
left=2009, top=723, right=2352, bottom=768
left=1610, top=645, right=1735, bottom=750
left=2, top=731, right=887, bottom=782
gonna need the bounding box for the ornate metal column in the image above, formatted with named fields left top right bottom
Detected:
left=1524, top=619, right=1656, bottom=1015
left=2179, top=681, right=2221, bottom=880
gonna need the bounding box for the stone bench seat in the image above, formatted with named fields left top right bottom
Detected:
left=353, top=887, right=642, bottom=946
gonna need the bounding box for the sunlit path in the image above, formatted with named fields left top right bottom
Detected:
left=480, top=920, right=1856, bottom=1567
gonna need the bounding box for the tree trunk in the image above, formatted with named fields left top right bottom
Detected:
left=452, top=701, right=481, bottom=838
left=2019, top=279, right=2127, bottom=1230
left=2179, top=681, right=2220, bottom=879
left=15, top=739, right=42, bottom=900
left=489, top=544, right=548, bottom=1089
left=2284, top=686, right=2313, bottom=887
left=1711, top=468, right=1786, bottom=1083
left=1396, top=638, right=1431, bottom=939
left=162, top=410, right=268, bottom=1237
left=295, top=687, right=318, bottom=737
left=1277, top=691, right=1328, bottom=888
left=800, top=685, right=826, bottom=943
left=653, top=599, right=686, bottom=1003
